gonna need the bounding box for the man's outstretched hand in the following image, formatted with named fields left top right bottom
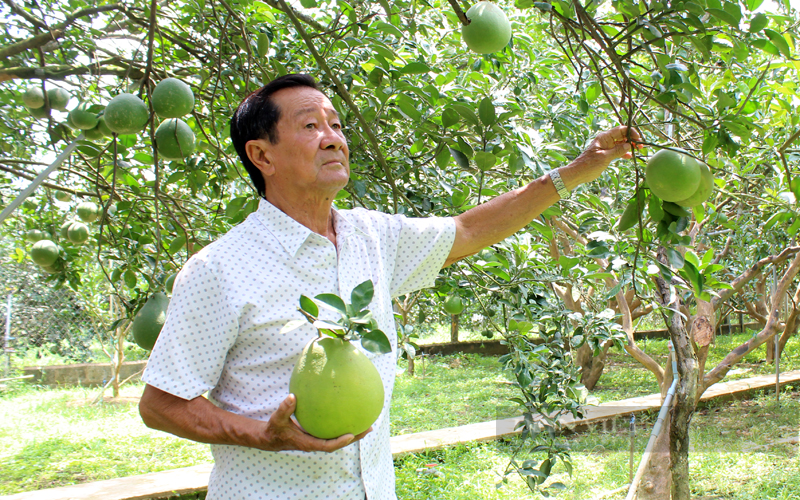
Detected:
left=261, top=394, right=371, bottom=453
left=567, top=125, right=644, bottom=187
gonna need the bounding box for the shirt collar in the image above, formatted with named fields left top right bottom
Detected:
left=254, top=198, right=359, bottom=257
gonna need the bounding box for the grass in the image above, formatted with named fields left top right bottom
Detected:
left=0, top=384, right=212, bottom=495
left=0, top=328, right=798, bottom=497
left=391, top=353, right=519, bottom=435
left=394, top=391, right=799, bottom=500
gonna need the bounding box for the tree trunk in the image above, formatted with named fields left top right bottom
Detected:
left=407, top=356, right=415, bottom=376
left=450, top=313, right=460, bottom=343
left=668, top=300, right=699, bottom=500
left=576, top=342, right=608, bottom=390
left=113, top=321, right=125, bottom=398
left=638, top=413, right=672, bottom=500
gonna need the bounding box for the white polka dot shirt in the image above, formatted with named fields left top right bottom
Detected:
left=143, top=198, right=456, bottom=500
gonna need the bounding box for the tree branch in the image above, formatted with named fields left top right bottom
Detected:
left=711, top=246, right=800, bottom=309
left=0, top=64, right=144, bottom=82
left=704, top=250, right=800, bottom=389
left=0, top=4, right=126, bottom=60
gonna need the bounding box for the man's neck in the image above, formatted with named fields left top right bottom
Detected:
left=264, top=191, right=337, bottom=246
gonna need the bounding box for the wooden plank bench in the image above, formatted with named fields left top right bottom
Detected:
left=3, top=370, right=798, bottom=500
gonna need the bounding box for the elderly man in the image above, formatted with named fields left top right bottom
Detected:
left=139, top=74, right=640, bottom=499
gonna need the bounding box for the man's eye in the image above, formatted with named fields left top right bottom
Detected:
left=332, top=123, right=342, bottom=129
left=305, top=123, right=316, bottom=129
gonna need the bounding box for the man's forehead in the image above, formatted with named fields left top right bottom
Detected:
left=273, top=87, right=338, bottom=118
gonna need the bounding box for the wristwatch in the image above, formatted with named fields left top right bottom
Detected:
left=549, top=169, right=570, bottom=200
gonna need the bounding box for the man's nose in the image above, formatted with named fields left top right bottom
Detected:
left=320, top=124, right=346, bottom=151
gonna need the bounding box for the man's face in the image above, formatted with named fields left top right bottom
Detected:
left=260, top=86, right=350, bottom=197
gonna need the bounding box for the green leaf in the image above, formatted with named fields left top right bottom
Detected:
left=474, top=151, right=497, bottom=171
left=649, top=194, right=664, bottom=222
left=256, top=33, right=270, bottom=57
left=752, top=38, right=780, bottom=56
left=684, top=249, right=700, bottom=268
left=707, top=8, right=739, bottom=28
left=585, top=82, right=601, bottom=104
left=662, top=201, right=691, bottom=217
left=350, top=280, right=374, bottom=311
left=400, top=61, right=430, bottom=74
left=314, top=293, right=347, bottom=315
left=169, top=235, right=186, bottom=254
left=299, top=295, right=319, bottom=317
left=442, top=108, right=460, bottom=128
left=313, top=320, right=345, bottom=333
left=123, top=269, right=137, bottom=289
left=478, top=97, right=496, bottom=126
left=435, top=147, right=451, bottom=168
left=396, top=94, right=421, bottom=121
left=450, top=103, right=481, bottom=127
left=681, top=261, right=703, bottom=295
left=617, top=196, right=642, bottom=231
left=449, top=147, right=470, bottom=170
left=279, top=319, right=306, bottom=334
left=764, top=29, right=792, bottom=58
left=666, top=247, right=685, bottom=269
left=702, top=131, right=719, bottom=155
left=748, top=13, right=768, bottom=33
left=361, top=329, right=392, bottom=354
left=746, top=0, right=764, bottom=10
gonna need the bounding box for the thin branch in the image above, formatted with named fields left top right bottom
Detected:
left=0, top=4, right=126, bottom=60
left=0, top=64, right=144, bottom=82
left=446, top=0, right=470, bottom=25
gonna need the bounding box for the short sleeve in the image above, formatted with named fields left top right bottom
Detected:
left=388, top=215, right=456, bottom=298
left=142, top=255, right=239, bottom=400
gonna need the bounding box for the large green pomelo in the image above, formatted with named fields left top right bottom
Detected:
left=83, top=125, right=106, bottom=141
left=104, top=93, right=149, bottom=135
left=76, top=201, right=101, bottom=222
left=47, top=88, right=70, bottom=111
left=55, top=191, right=72, bottom=202
left=290, top=337, right=385, bottom=439
left=676, top=161, right=714, bottom=207
left=60, top=220, right=75, bottom=239
left=28, top=106, right=48, bottom=119
left=25, top=229, right=47, bottom=242
left=40, top=260, right=65, bottom=274
left=23, top=87, right=45, bottom=109
left=155, top=118, right=196, bottom=159
left=30, top=239, right=59, bottom=266
left=68, top=105, right=99, bottom=130
left=67, top=222, right=89, bottom=244
left=165, top=273, right=177, bottom=294
left=462, top=2, right=512, bottom=54
left=96, top=115, right=113, bottom=137
left=443, top=295, right=464, bottom=315
left=152, top=78, right=195, bottom=118
left=132, top=292, right=170, bottom=350
left=645, top=149, right=701, bottom=202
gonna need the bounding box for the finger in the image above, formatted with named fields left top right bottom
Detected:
left=273, top=394, right=297, bottom=421
left=316, top=434, right=355, bottom=452
left=352, top=426, right=373, bottom=442
left=610, top=141, right=632, bottom=160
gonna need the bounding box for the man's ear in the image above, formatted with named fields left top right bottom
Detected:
left=245, top=138, right=275, bottom=178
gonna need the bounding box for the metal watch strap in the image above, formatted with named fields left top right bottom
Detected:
left=549, top=169, right=570, bottom=200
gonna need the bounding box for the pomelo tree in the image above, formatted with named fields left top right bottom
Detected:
left=1, top=0, right=799, bottom=496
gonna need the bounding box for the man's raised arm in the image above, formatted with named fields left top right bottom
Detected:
left=443, top=126, right=641, bottom=267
